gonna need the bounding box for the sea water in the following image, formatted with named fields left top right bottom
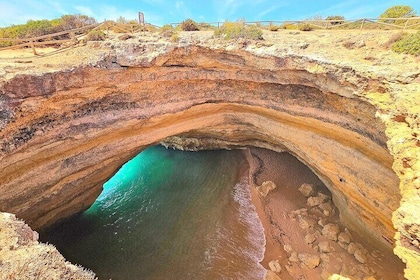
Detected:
left=41, top=146, right=266, bottom=280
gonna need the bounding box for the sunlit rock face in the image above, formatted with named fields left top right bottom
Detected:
left=0, top=45, right=418, bottom=278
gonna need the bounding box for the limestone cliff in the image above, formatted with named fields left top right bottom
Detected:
left=0, top=30, right=419, bottom=279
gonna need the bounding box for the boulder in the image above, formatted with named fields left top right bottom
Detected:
left=298, top=253, right=321, bottom=269
left=319, top=241, right=332, bottom=253
left=338, top=232, right=352, bottom=244
left=354, top=249, right=368, bottom=264
left=321, top=223, right=340, bottom=241
left=299, top=183, right=315, bottom=197
left=257, top=181, right=277, bottom=197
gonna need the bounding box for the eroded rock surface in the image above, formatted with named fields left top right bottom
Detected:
left=0, top=212, right=95, bottom=279
left=0, top=30, right=419, bottom=279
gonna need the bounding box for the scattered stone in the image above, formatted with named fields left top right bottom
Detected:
left=354, top=249, right=368, bottom=264
left=321, top=223, right=340, bottom=241
left=305, top=233, right=317, bottom=244
left=338, top=232, right=352, bottom=244
left=298, top=253, right=321, bottom=269
left=307, top=196, right=324, bottom=207
left=118, top=34, right=133, bottom=41
left=307, top=192, right=330, bottom=207
left=338, top=241, right=349, bottom=250
left=317, top=192, right=330, bottom=202
left=320, top=253, right=330, bottom=264
left=344, top=228, right=353, bottom=240
left=289, top=252, right=299, bottom=262
left=347, top=242, right=358, bottom=255
left=291, top=208, right=308, bottom=217
left=318, top=241, right=332, bottom=253
left=268, top=259, right=282, bottom=273
left=283, top=244, right=293, bottom=254
left=299, top=43, right=310, bottom=49
left=257, top=181, right=277, bottom=197
left=299, top=183, right=315, bottom=197
left=298, top=216, right=316, bottom=230
left=363, top=276, right=377, bottom=280
left=265, top=270, right=281, bottom=280
left=319, top=202, right=333, bottom=212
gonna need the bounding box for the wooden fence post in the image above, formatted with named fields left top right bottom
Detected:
left=360, top=19, right=365, bottom=30
left=30, top=40, right=37, bottom=55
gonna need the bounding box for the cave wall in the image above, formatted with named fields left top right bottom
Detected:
left=0, top=46, right=418, bottom=277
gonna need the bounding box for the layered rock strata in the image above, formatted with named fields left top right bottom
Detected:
left=0, top=33, right=419, bottom=278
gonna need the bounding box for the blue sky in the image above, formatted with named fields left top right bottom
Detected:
left=0, top=0, right=419, bottom=27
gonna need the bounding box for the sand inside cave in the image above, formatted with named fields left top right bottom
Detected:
left=244, top=147, right=405, bottom=280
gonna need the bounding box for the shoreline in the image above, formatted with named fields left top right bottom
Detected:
left=241, top=147, right=404, bottom=280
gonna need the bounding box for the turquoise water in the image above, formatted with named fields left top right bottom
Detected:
left=41, top=146, right=266, bottom=279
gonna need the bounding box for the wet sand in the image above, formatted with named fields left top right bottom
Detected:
left=243, top=147, right=405, bottom=280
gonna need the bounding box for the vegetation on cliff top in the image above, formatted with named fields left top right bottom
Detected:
left=215, top=21, right=263, bottom=40
left=0, top=14, right=96, bottom=46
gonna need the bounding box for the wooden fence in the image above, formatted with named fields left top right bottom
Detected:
left=172, top=16, right=420, bottom=31
left=1, top=16, right=419, bottom=55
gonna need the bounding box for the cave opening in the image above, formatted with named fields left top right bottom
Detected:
left=39, top=144, right=404, bottom=279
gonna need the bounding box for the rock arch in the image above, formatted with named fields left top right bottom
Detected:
left=0, top=45, right=416, bottom=276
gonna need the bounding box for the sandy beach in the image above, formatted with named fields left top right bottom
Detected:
left=243, top=147, right=404, bottom=280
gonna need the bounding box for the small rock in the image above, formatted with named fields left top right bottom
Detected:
left=338, top=232, right=352, bottom=244
left=283, top=244, right=293, bottom=254
left=320, top=253, right=330, bottom=264
left=319, top=202, right=333, bottom=212
left=268, top=259, right=282, bottom=273
left=338, top=241, right=349, bottom=250
left=257, top=181, right=277, bottom=197
left=347, top=242, right=358, bottom=255
left=317, top=192, right=330, bottom=202
left=305, top=233, right=317, bottom=244
left=318, top=241, right=331, bottom=253
left=118, top=34, right=133, bottom=41
left=289, top=252, right=299, bottom=262
left=307, top=196, right=324, bottom=207
left=321, top=223, right=340, bottom=241
left=265, top=270, right=281, bottom=280
left=299, top=183, right=315, bottom=197
left=298, top=216, right=316, bottom=230
left=354, top=249, right=368, bottom=264
left=298, top=253, right=321, bottom=269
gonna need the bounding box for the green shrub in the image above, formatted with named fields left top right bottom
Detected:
left=180, top=19, right=199, bottom=31
left=215, top=21, right=263, bottom=40
left=325, top=15, right=345, bottom=25
left=159, top=24, right=178, bottom=38
left=86, top=30, right=106, bottom=41
left=299, top=23, right=313, bottom=31
left=392, top=31, right=420, bottom=55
